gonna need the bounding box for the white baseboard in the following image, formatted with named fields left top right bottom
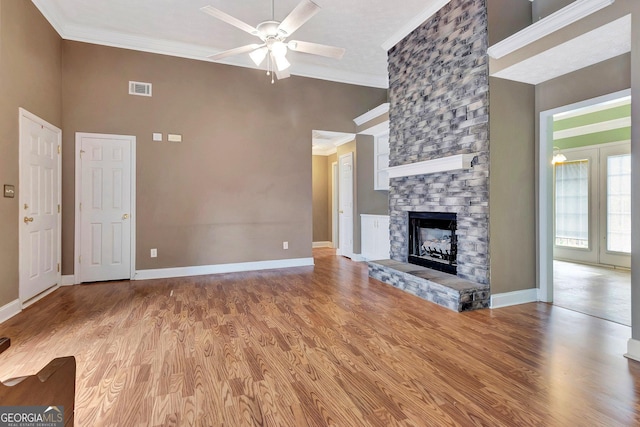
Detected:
left=625, top=338, right=640, bottom=362
left=491, top=288, right=539, bottom=309
left=312, top=241, right=332, bottom=248
left=0, top=299, right=22, bottom=324
left=351, top=253, right=364, bottom=262
left=61, top=275, right=75, bottom=286
left=134, top=257, right=315, bottom=281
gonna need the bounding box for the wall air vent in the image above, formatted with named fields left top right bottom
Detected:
left=128, top=81, right=152, bottom=97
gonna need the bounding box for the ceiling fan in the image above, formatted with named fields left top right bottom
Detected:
left=201, top=0, right=346, bottom=83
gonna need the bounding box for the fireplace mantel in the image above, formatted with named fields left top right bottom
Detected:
left=387, top=153, right=476, bottom=179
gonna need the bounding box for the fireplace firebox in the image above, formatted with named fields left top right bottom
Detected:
left=408, top=212, right=457, bottom=275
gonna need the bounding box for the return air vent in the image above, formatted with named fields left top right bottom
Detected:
left=128, top=81, right=152, bottom=97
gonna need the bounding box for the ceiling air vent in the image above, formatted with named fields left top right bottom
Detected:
left=128, top=81, right=152, bottom=97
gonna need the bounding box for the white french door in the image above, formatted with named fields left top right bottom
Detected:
left=338, top=152, right=354, bottom=258
left=553, top=141, right=631, bottom=268
left=19, top=109, right=61, bottom=302
left=599, top=144, right=631, bottom=267
left=75, top=133, right=135, bottom=283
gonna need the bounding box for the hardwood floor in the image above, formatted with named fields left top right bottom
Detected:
left=1, top=248, right=640, bottom=426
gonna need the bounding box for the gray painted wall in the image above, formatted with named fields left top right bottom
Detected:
left=489, top=77, right=536, bottom=294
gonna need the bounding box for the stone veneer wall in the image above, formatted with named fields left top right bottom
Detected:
left=387, top=0, right=490, bottom=285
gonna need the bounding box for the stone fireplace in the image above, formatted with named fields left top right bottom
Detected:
left=367, top=0, right=491, bottom=312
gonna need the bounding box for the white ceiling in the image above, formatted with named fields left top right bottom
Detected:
left=312, top=130, right=354, bottom=156
left=31, top=0, right=451, bottom=88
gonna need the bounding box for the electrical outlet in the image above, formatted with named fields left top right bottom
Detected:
left=283, top=241, right=288, bottom=250
left=150, top=248, right=157, bottom=258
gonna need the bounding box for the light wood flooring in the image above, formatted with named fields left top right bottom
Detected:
left=1, top=248, right=640, bottom=426
left=554, top=260, right=631, bottom=326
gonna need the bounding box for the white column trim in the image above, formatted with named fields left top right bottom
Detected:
left=0, top=300, right=21, bottom=324
left=490, top=289, right=539, bottom=309
left=625, top=339, right=640, bottom=362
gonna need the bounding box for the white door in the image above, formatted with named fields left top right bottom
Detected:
left=338, top=153, right=354, bottom=258
left=19, top=109, right=62, bottom=302
left=331, top=162, right=338, bottom=249
left=76, top=133, right=135, bottom=283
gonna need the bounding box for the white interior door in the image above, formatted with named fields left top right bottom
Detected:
left=338, top=152, right=354, bottom=258
left=19, top=109, right=61, bottom=302
left=76, top=133, right=135, bottom=283
left=332, top=161, right=338, bottom=249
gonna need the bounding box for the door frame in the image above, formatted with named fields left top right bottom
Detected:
left=337, top=152, right=354, bottom=258
left=538, top=88, right=631, bottom=302
left=74, top=132, right=136, bottom=284
left=331, top=161, right=338, bottom=248
left=18, top=108, right=62, bottom=305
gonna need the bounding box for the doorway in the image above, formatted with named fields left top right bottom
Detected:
left=74, top=133, right=136, bottom=283
left=540, top=90, right=631, bottom=324
left=338, top=152, right=354, bottom=258
left=18, top=109, right=62, bottom=304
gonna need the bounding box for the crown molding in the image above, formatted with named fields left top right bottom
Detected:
left=488, top=0, right=615, bottom=59
left=353, top=103, right=390, bottom=126
left=312, top=146, right=338, bottom=156
left=381, top=0, right=451, bottom=51
left=333, top=134, right=356, bottom=147
left=31, top=0, right=67, bottom=36
left=31, top=1, right=388, bottom=89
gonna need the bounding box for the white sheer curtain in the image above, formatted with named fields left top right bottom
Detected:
left=555, top=160, right=589, bottom=248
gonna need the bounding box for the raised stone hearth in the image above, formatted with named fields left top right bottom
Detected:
left=369, top=260, right=490, bottom=312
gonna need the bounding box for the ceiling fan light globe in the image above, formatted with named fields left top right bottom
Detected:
left=249, top=47, right=268, bottom=66
left=271, top=41, right=288, bottom=57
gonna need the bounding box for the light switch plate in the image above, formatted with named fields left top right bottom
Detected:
left=168, top=134, right=182, bottom=143
left=152, top=133, right=162, bottom=142
left=3, top=185, right=15, bottom=198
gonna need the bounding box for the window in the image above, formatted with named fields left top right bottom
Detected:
left=555, top=160, right=589, bottom=249
left=607, top=154, right=631, bottom=253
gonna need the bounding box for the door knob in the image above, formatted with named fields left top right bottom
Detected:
left=122, top=213, right=129, bottom=220
left=23, top=216, right=34, bottom=224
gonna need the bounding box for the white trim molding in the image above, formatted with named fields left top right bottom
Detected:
left=312, top=241, right=332, bottom=248
left=134, top=257, right=315, bottom=281
left=354, top=103, right=390, bottom=126
left=553, top=117, right=631, bottom=140
left=381, top=0, right=451, bottom=51
left=61, top=275, right=76, bottom=286
left=490, top=289, right=539, bottom=309
left=625, top=339, right=640, bottom=362
left=488, top=0, right=615, bottom=59
left=0, top=300, right=21, bottom=324
left=31, top=1, right=388, bottom=89
left=387, top=153, right=476, bottom=179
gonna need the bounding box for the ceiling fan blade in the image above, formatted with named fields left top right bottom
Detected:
left=278, top=0, right=320, bottom=36
left=275, top=67, right=291, bottom=80
left=288, top=40, right=345, bottom=59
left=208, top=44, right=262, bottom=60
left=200, top=5, right=259, bottom=36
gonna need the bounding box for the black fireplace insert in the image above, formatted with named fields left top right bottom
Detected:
left=408, top=212, right=457, bottom=275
